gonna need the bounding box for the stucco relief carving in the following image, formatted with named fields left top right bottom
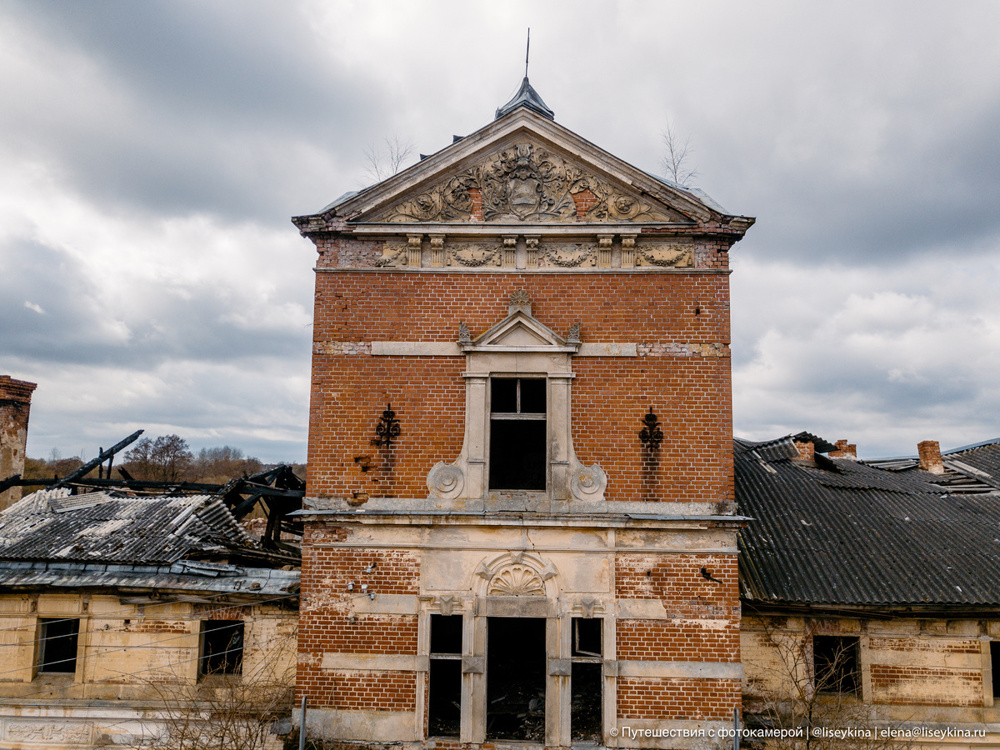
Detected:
left=570, top=464, right=607, bottom=500
left=487, top=565, right=546, bottom=596
left=374, top=240, right=407, bottom=267
left=634, top=243, right=694, bottom=268
left=446, top=242, right=504, bottom=267
left=5, top=721, right=92, bottom=744
left=537, top=242, right=597, bottom=268
left=377, top=143, right=679, bottom=224
left=427, top=462, right=464, bottom=499
left=475, top=552, right=559, bottom=598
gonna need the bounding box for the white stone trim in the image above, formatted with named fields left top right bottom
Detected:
left=615, top=659, right=742, bottom=679
left=321, top=653, right=428, bottom=671
left=370, top=341, right=636, bottom=357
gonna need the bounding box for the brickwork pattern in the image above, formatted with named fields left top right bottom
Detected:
left=617, top=677, right=741, bottom=720
left=308, top=272, right=733, bottom=501
left=301, top=545, right=420, bottom=597
left=299, top=613, right=418, bottom=655
left=615, top=554, right=740, bottom=617
left=870, top=665, right=983, bottom=706
left=617, top=619, right=740, bottom=662
left=297, top=657, right=418, bottom=711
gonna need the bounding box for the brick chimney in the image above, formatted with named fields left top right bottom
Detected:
left=0, top=376, right=38, bottom=510
left=917, top=440, right=944, bottom=475
left=793, top=439, right=815, bottom=462
left=829, top=439, right=857, bottom=459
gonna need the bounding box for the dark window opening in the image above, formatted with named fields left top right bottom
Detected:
left=429, top=615, right=463, bottom=737
left=487, top=617, right=546, bottom=741
left=430, top=614, right=462, bottom=655
left=814, top=635, right=859, bottom=695
left=572, top=663, right=602, bottom=742
left=489, top=378, right=546, bottom=491
left=200, top=620, right=244, bottom=676
left=992, top=642, right=1000, bottom=699
left=38, top=618, right=79, bottom=674
left=573, top=618, right=602, bottom=658
left=570, top=618, right=603, bottom=742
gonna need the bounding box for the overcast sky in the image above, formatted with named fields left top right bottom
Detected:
left=2, top=0, right=998, bottom=462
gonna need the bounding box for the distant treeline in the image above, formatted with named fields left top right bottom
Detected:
left=24, top=434, right=305, bottom=486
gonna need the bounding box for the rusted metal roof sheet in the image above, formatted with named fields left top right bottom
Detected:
left=0, top=489, right=254, bottom=566
left=737, top=436, right=1000, bottom=607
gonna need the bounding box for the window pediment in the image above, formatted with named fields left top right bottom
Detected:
left=462, top=309, right=579, bottom=354
left=426, top=291, right=606, bottom=504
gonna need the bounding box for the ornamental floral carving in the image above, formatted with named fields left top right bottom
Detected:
left=634, top=243, right=694, bottom=268
left=377, top=142, right=680, bottom=224
left=446, top=242, right=503, bottom=267
left=487, top=564, right=546, bottom=596
left=537, top=242, right=597, bottom=267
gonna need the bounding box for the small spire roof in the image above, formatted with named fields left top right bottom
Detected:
left=495, top=77, right=554, bottom=121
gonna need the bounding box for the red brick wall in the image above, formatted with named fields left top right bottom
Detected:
left=297, top=658, right=418, bottom=711
left=617, top=677, right=741, bottom=720
left=308, top=270, right=733, bottom=502
left=617, top=619, right=739, bottom=662
left=298, top=522, right=421, bottom=711
left=615, top=554, right=739, bottom=614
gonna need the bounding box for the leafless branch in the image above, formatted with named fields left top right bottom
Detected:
left=365, top=134, right=415, bottom=183
left=660, top=121, right=698, bottom=188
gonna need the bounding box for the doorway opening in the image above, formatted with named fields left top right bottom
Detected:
left=487, top=617, right=546, bottom=741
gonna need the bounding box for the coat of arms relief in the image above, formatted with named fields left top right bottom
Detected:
left=374, top=143, right=682, bottom=224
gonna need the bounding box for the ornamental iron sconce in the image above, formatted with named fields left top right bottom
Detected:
left=638, top=406, right=663, bottom=449
left=371, top=403, right=401, bottom=448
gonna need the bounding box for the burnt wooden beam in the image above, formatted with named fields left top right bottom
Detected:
left=54, top=430, right=144, bottom=488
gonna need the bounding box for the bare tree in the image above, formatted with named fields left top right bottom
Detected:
left=743, top=614, right=911, bottom=750
left=364, top=134, right=415, bottom=183
left=143, top=622, right=296, bottom=750
left=122, top=434, right=193, bottom=482
left=660, top=121, right=698, bottom=187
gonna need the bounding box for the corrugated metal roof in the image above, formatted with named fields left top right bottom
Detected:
left=0, top=490, right=255, bottom=566
left=737, top=436, right=1000, bottom=607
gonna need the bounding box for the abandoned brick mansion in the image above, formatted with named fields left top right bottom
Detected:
left=292, top=80, right=754, bottom=748
left=4, top=80, right=1000, bottom=750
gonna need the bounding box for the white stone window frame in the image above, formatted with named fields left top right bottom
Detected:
left=427, top=300, right=606, bottom=503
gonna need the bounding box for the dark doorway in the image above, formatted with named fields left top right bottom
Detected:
left=489, top=378, right=546, bottom=490
left=487, top=617, right=546, bottom=741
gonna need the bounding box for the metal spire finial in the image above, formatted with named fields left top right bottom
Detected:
left=525, top=28, right=530, bottom=78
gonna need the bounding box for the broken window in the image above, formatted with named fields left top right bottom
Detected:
left=428, top=615, right=462, bottom=737
left=489, top=378, right=546, bottom=490
left=813, top=635, right=859, bottom=695
left=38, top=618, right=80, bottom=674
left=487, top=617, right=546, bottom=741
left=571, top=618, right=602, bottom=742
left=200, top=620, right=244, bottom=676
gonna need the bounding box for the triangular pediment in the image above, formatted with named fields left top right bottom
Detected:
left=463, top=300, right=578, bottom=353
left=301, top=108, right=736, bottom=230
left=367, top=135, right=692, bottom=225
